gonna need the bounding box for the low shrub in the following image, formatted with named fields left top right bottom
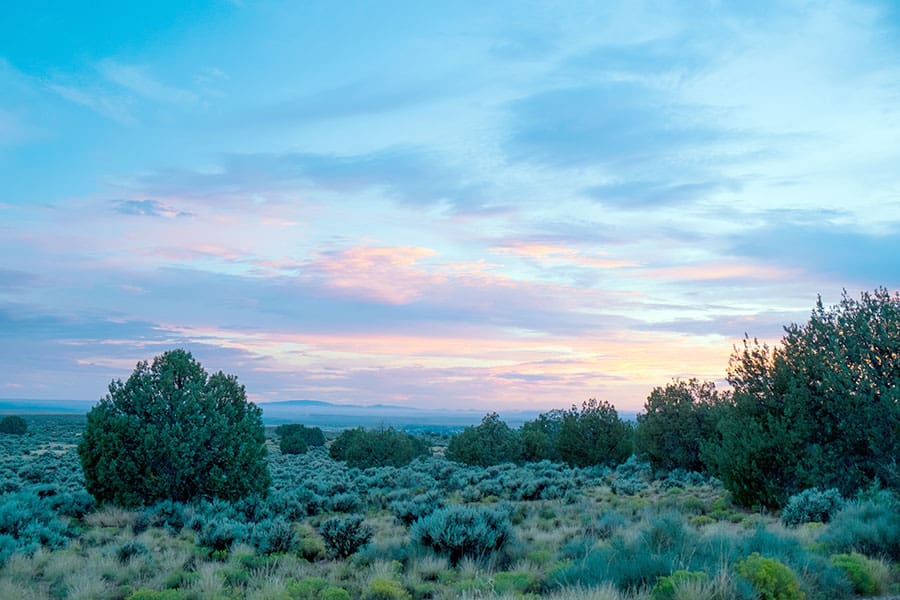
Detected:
left=651, top=570, right=708, bottom=600
left=735, top=552, right=805, bottom=600
left=822, top=490, right=900, bottom=560
left=115, top=540, right=150, bottom=564
left=251, top=518, right=299, bottom=555
left=830, top=553, right=880, bottom=595
left=319, top=514, right=373, bottom=558
left=492, top=570, right=540, bottom=595
left=364, top=578, right=411, bottom=600
left=410, top=506, right=513, bottom=566
left=780, top=488, right=844, bottom=527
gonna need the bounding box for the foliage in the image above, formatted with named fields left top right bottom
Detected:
left=492, top=570, right=541, bottom=595
left=329, top=426, right=429, bottom=468
left=0, top=416, right=27, bottom=435
left=519, top=409, right=565, bottom=462
left=250, top=517, right=299, bottom=554
left=78, top=349, right=270, bottom=506
left=364, top=578, right=411, bottom=600
left=780, top=488, right=844, bottom=527
left=635, top=379, right=723, bottom=473
left=651, top=570, right=709, bottom=600
left=735, top=553, right=806, bottom=600
left=821, top=490, right=900, bottom=560
left=612, top=455, right=652, bottom=495
left=830, top=553, right=879, bottom=595
left=446, top=412, right=522, bottom=466
left=319, top=514, right=373, bottom=558
left=277, top=423, right=326, bottom=455
left=557, top=399, right=632, bottom=468
left=410, top=505, right=513, bottom=565
left=0, top=490, right=72, bottom=563
left=703, top=289, right=900, bottom=507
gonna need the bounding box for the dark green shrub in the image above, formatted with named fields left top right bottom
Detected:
left=0, top=416, right=27, bottom=435
left=703, top=290, right=900, bottom=508
left=330, top=427, right=429, bottom=468
left=557, top=399, right=632, bottom=467
left=635, top=379, right=723, bottom=473
left=319, top=514, right=373, bottom=558
left=115, top=540, right=150, bottom=564
left=446, top=413, right=521, bottom=466
left=780, top=488, right=844, bottom=527
left=735, top=552, right=805, bottom=600
left=410, top=506, right=512, bottom=566
left=78, top=349, right=270, bottom=506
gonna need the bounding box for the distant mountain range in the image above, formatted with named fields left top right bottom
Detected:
left=0, top=398, right=636, bottom=430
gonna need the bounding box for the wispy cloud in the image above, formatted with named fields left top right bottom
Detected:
left=114, top=199, right=192, bottom=218
left=98, top=60, right=198, bottom=105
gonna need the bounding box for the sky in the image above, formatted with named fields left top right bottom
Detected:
left=2, top=1, right=900, bottom=412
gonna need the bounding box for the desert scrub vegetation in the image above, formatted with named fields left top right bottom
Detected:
left=0, top=415, right=898, bottom=599
left=3, top=288, right=900, bottom=598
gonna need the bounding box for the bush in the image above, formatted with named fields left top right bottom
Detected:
left=651, top=570, right=709, bottom=600
left=830, top=553, right=883, bottom=595
left=251, top=518, right=299, bottom=555
left=389, top=491, right=443, bottom=526
left=703, top=290, right=900, bottom=508
left=635, top=379, right=722, bottom=473
left=557, top=399, right=632, bottom=467
left=78, top=349, right=270, bottom=506
left=0, top=416, right=27, bottom=435
left=735, top=553, right=805, bottom=600
left=780, top=488, right=844, bottom=527
left=319, top=514, right=373, bottom=558
left=410, top=506, right=512, bottom=566
left=363, top=578, right=411, bottom=600
left=330, top=427, right=429, bottom=468
left=613, top=455, right=651, bottom=495
left=446, top=412, right=521, bottom=466
left=277, top=424, right=326, bottom=455
left=492, top=571, right=540, bottom=595
left=822, top=491, right=900, bottom=560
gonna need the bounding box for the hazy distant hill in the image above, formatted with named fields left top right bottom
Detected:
left=0, top=398, right=636, bottom=430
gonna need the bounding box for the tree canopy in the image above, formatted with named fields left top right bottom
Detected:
left=557, top=399, right=632, bottom=468
left=446, top=412, right=522, bottom=466
left=329, top=426, right=430, bottom=468
left=703, top=289, right=900, bottom=507
left=634, top=379, right=723, bottom=473
left=78, top=349, right=270, bottom=507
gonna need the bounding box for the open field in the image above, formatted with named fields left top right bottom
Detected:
left=1, top=415, right=898, bottom=599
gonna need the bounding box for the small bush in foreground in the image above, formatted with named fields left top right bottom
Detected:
left=651, top=570, right=708, bottom=600
left=822, top=490, right=900, bottom=560
left=411, top=506, right=512, bottom=566
left=735, top=553, right=805, bottom=600
left=319, top=514, right=372, bottom=558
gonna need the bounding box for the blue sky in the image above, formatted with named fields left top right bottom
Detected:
left=2, top=1, right=899, bottom=410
